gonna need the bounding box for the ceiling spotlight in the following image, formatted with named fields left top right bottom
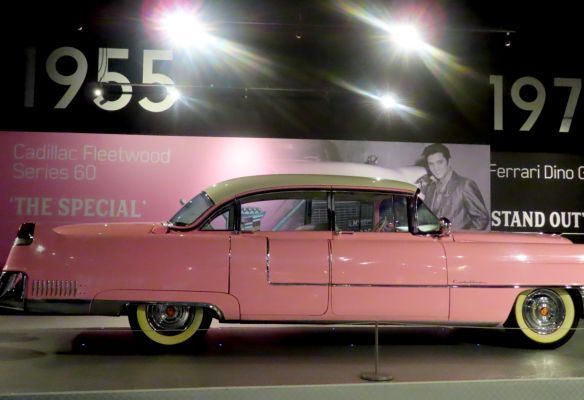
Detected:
left=160, top=10, right=212, bottom=48
left=390, top=24, right=424, bottom=51
left=166, top=86, right=181, bottom=101
left=379, top=94, right=399, bottom=110
left=504, top=31, right=512, bottom=48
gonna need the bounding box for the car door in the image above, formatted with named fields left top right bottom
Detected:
left=229, top=190, right=331, bottom=318
left=330, top=191, right=449, bottom=321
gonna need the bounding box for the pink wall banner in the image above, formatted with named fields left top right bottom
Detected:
left=0, top=131, right=490, bottom=263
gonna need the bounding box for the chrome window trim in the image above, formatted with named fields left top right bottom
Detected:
left=169, top=191, right=216, bottom=230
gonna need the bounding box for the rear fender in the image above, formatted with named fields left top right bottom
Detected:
left=92, top=290, right=241, bottom=320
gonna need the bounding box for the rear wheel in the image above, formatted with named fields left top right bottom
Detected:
left=129, top=303, right=212, bottom=347
left=510, top=288, right=578, bottom=348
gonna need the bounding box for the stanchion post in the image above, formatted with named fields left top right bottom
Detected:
left=360, top=322, right=392, bottom=382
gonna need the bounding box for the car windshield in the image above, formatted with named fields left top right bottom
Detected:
left=416, top=197, right=441, bottom=233
left=169, top=192, right=214, bottom=226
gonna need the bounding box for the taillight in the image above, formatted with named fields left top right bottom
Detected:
left=14, top=222, right=35, bottom=246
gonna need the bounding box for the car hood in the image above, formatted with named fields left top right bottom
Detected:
left=451, top=231, right=572, bottom=244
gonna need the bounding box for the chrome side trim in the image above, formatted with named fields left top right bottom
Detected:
left=328, top=240, right=333, bottom=286
left=333, top=284, right=447, bottom=288
left=579, top=287, right=584, bottom=316
left=14, top=222, right=35, bottom=246
left=332, top=284, right=584, bottom=289
left=127, top=301, right=225, bottom=321
left=269, top=282, right=329, bottom=287
left=206, top=304, right=225, bottom=321
left=227, top=235, right=232, bottom=294
left=32, top=280, right=77, bottom=297
left=0, top=272, right=27, bottom=310
left=264, top=283, right=584, bottom=289
left=227, top=319, right=501, bottom=328
left=266, top=237, right=271, bottom=282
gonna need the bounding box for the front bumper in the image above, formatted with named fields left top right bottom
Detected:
left=0, top=272, right=26, bottom=311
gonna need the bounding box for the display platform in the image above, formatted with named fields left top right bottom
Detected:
left=1, top=316, right=584, bottom=399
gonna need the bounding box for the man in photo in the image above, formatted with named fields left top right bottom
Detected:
left=417, top=143, right=489, bottom=230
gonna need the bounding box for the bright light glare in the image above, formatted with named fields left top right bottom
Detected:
left=160, top=11, right=212, bottom=48
left=380, top=94, right=398, bottom=110
left=94, top=88, right=103, bottom=97
left=391, top=24, right=424, bottom=51
left=167, top=86, right=181, bottom=101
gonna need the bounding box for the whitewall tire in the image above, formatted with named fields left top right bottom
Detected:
left=512, top=288, right=578, bottom=348
left=129, top=303, right=211, bottom=347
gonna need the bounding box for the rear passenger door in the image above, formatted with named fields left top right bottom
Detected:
left=229, top=190, right=332, bottom=318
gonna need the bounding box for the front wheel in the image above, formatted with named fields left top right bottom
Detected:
left=510, top=288, right=579, bottom=348
left=128, top=303, right=212, bottom=347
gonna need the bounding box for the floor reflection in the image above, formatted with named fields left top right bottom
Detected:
left=1, top=316, right=584, bottom=392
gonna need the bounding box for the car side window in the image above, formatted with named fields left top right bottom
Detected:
left=416, top=198, right=440, bottom=233
left=390, top=195, right=409, bottom=232
left=201, top=204, right=234, bottom=231
left=334, top=191, right=409, bottom=232
left=239, top=191, right=329, bottom=232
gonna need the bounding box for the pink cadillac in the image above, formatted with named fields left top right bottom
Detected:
left=1, top=174, right=584, bottom=348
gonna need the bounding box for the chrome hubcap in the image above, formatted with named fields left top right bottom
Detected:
left=522, top=289, right=566, bottom=335
left=146, top=304, right=195, bottom=336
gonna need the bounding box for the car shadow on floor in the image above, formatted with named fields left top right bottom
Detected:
left=62, top=325, right=531, bottom=356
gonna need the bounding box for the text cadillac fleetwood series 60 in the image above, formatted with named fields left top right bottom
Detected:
left=1, top=174, right=584, bottom=348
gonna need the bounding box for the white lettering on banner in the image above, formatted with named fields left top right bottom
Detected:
left=58, top=198, right=142, bottom=217
left=11, top=143, right=172, bottom=183
left=9, top=197, right=145, bottom=218
left=26, top=46, right=177, bottom=112
left=490, top=163, right=541, bottom=179
left=490, top=75, right=581, bottom=133
left=544, top=165, right=574, bottom=180
left=491, top=163, right=584, bottom=181
left=12, top=163, right=97, bottom=181
left=549, top=212, right=583, bottom=229
left=82, top=146, right=171, bottom=164
left=13, top=144, right=78, bottom=160
left=12, top=163, right=70, bottom=180
left=492, top=210, right=584, bottom=229
left=491, top=211, right=546, bottom=228
left=11, top=197, right=53, bottom=216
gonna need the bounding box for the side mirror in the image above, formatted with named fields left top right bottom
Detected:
left=179, top=198, right=186, bottom=206
left=439, top=217, right=452, bottom=236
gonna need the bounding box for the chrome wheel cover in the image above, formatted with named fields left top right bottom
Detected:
left=522, top=289, right=566, bottom=335
left=145, top=304, right=196, bottom=336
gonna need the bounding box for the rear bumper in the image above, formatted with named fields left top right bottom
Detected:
left=0, top=272, right=26, bottom=311
left=579, top=287, right=584, bottom=318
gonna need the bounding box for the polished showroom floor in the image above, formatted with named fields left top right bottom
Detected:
left=1, top=314, right=584, bottom=394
